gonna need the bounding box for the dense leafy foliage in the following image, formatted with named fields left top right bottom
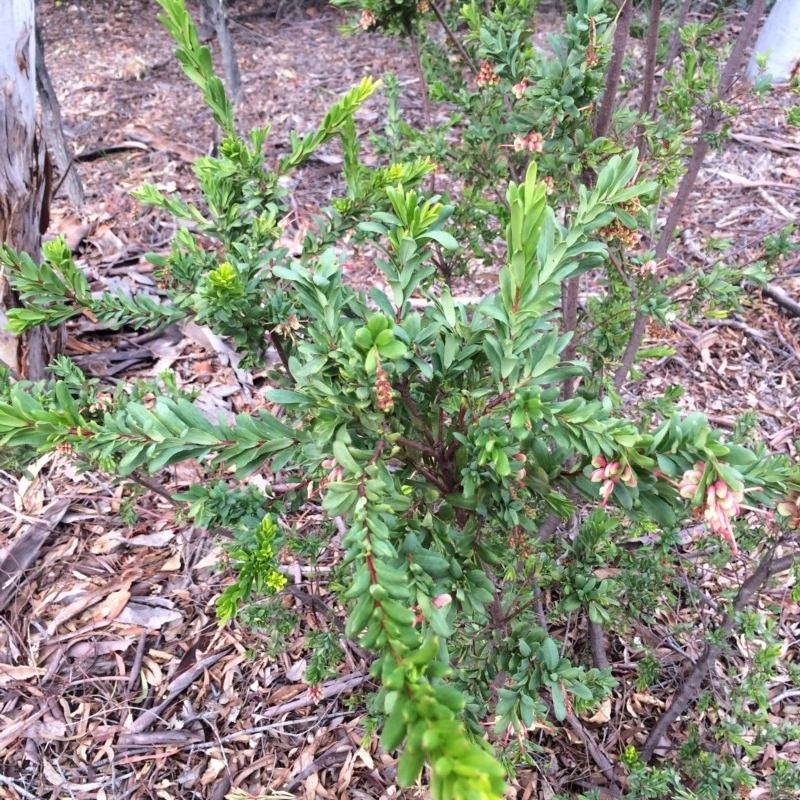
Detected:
left=1, top=1, right=799, bottom=798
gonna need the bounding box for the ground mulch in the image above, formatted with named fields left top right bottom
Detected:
left=1, top=1, right=799, bottom=798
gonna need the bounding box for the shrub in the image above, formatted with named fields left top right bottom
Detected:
left=1, top=1, right=798, bottom=798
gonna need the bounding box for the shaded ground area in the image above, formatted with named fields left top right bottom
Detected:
left=1, top=1, right=799, bottom=798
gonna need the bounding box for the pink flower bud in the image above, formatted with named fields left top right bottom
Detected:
left=433, top=593, right=452, bottom=609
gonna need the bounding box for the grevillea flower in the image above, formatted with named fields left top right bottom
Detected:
left=777, top=492, right=800, bottom=529
left=511, top=77, right=529, bottom=99
left=375, top=365, right=394, bottom=412
left=433, top=593, right=452, bottom=609
left=475, top=61, right=500, bottom=87
left=513, top=130, right=544, bottom=153
left=589, top=455, right=637, bottom=508
left=678, top=462, right=705, bottom=500
left=678, top=462, right=744, bottom=555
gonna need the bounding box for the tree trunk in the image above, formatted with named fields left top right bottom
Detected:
left=198, top=0, right=244, bottom=104
left=747, top=0, right=800, bottom=82
left=0, top=0, right=63, bottom=380
left=36, top=24, right=84, bottom=207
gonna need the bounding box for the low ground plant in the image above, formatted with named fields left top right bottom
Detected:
left=1, top=1, right=799, bottom=797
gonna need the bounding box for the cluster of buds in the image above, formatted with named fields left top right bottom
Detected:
left=320, top=458, right=344, bottom=488
left=777, top=492, right=800, bottom=529
left=632, top=259, right=659, bottom=278
left=679, top=462, right=743, bottom=554
left=358, top=9, right=376, bottom=30
left=375, top=365, right=394, bottom=412
left=511, top=77, right=529, bottom=99
left=513, top=130, right=544, bottom=153
left=307, top=685, right=324, bottom=704
left=416, top=0, right=429, bottom=11
left=411, top=593, right=452, bottom=626
left=274, top=314, right=301, bottom=342
left=475, top=61, right=500, bottom=87
left=590, top=455, right=637, bottom=507
left=586, top=17, right=598, bottom=67
left=598, top=219, right=641, bottom=249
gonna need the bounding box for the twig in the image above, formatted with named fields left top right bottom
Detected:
left=565, top=711, right=616, bottom=784
left=762, top=283, right=800, bottom=319
left=772, top=322, right=800, bottom=368
left=259, top=672, right=369, bottom=719
left=285, top=739, right=352, bottom=791
left=130, top=650, right=230, bottom=733
left=641, top=549, right=798, bottom=762
left=429, top=0, right=478, bottom=75
left=126, top=630, right=148, bottom=693
left=268, top=331, right=294, bottom=382
left=405, top=21, right=432, bottom=130
left=0, top=775, right=41, bottom=800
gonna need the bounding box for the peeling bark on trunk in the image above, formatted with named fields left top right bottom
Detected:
left=35, top=24, right=84, bottom=207
left=0, top=0, right=63, bottom=379
left=747, top=0, right=800, bottom=82
left=198, top=0, right=243, bottom=104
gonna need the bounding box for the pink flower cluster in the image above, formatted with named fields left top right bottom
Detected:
left=590, top=455, right=637, bottom=507
left=777, top=492, right=800, bottom=529
left=679, top=462, right=743, bottom=555
left=511, top=77, right=529, bottom=99
left=513, top=130, right=544, bottom=153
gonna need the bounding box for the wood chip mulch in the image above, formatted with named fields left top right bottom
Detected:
left=1, top=1, right=799, bottom=798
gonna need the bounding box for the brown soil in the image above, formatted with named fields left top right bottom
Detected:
left=1, top=1, right=799, bottom=799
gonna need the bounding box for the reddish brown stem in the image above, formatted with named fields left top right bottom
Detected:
left=642, top=549, right=797, bottom=762
left=614, top=0, right=769, bottom=391
left=592, top=0, right=633, bottom=141
left=634, top=0, right=662, bottom=157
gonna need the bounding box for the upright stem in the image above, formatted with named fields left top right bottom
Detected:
left=592, top=0, right=633, bottom=140
left=613, top=0, right=769, bottom=391
left=563, top=0, right=632, bottom=398
left=642, top=549, right=797, bottom=762
left=406, top=21, right=432, bottom=129
left=634, top=0, right=662, bottom=157
left=429, top=0, right=478, bottom=75
left=658, top=0, right=693, bottom=93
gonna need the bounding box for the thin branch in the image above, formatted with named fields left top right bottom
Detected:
left=412, top=463, right=451, bottom=495
left=614, top=0, right=769, bottom=390
left=396, top=434, right=439, bottom=458
left=565, top=710, right=616, bottom=784
left=406, top=21, right=432, bottom=129
left=657, top=0, right=693, bottom=96
left=642, top=548, right=798, bottom=762
left=268, top=330, right=294, bottom=383
left=593, top=0, right=633, bottom=140
left=429, top=0, right=478, bottom=75
left=398, top=378, right=437, bottom=448
left=634, top=0, right=662, bottom=156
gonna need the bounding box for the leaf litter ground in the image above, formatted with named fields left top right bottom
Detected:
left=1, top=1, right=800, bottom=798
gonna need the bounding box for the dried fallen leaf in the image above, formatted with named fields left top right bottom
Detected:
left=116, top=601, right=182, bottom=630
left=91, top=588, right=131, bottom=623
left=584, top=697, right=612, bottom=725
left=0, top=664, right=46, bottom=685
left=200, top=757, right=226, bottom=786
